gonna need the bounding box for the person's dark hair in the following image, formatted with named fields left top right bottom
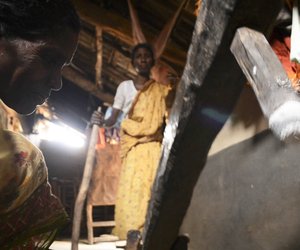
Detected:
left=0, top=0, right=80, bottom=40
left=131, top=43, right=155, bottom=66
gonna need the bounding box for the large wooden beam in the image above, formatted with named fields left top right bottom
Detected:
left=231, top=27, right=293, bottom=118
left=62, top=66, right=113, bottom=104
left=143, top=0, right=283, bottom=249
left=71, top=0, right=187, bottom=68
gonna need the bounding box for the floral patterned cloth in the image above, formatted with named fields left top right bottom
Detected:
left=0, top=128, right=67, bottom=249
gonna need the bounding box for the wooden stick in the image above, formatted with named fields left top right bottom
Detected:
left=71, top=107, right=101, bottom=250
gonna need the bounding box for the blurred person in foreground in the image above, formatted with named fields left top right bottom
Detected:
left=0, top=0, right=80, bottom=248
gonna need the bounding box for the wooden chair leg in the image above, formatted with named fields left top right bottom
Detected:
left=86, top=204, right=94, bottom=244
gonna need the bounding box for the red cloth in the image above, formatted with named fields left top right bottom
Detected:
left=270, top=31, right=300, bottom=90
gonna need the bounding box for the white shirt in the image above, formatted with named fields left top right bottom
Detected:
left=112, top=80, right=138, bottom=117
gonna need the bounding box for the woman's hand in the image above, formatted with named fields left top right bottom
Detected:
left=167, top=72, right=179, bottom=85
left=90, top=110, right=104, bottom=126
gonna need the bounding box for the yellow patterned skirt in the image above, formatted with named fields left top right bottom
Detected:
left=113, top=141, right=161, bottom=239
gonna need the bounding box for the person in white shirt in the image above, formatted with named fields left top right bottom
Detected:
left=91, top=43, right=155, bottom=127
left=113, top=80, right=138, bottom=118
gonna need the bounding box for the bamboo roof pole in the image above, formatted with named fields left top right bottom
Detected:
left=95, top=27, right=103, bottom=89
left=62, top=67, right=113, bottom=104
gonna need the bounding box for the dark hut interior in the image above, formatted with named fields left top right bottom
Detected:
left=46, top=0, right=196, bottom=132
left=20, top=0, right=197, bottom=241
left=6, top=0, right=300, bottom=249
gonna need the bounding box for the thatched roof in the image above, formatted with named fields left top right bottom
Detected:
left=44, top=0, right=196, bottom=131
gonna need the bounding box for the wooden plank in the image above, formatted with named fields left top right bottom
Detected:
left=231, top=27, right=300, bottom=140
left=62, top=66, right=113, bottom=104
left=93, top=236, right=120, bottom=243
left=92, top=221, right=116, bottom=227
left=142, top=0, right=283, bottom=250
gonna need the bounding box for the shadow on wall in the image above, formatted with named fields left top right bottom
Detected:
left=209, top=84, right=268, bottom=156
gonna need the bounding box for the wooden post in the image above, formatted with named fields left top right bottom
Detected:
left=231, top=27, right=300, bottom=140
left=71, top=107, right=101, bottom=250
left=95, top=27, right=103, bottom=88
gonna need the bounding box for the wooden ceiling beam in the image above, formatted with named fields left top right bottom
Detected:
left=71, top=0, right=188, bottom=68
left=62, top=66, right=114, bottom=104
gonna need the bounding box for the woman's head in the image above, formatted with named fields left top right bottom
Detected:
left=131, top=43, right=155, bottom=78
left=0, top=0, right=80, bottom=40
left=0, top=0, right=80, bottom=115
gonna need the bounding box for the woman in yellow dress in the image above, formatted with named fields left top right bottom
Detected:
left=112, top=43, right=175, bottom=239
left=91, top=43, right=176, bottom=240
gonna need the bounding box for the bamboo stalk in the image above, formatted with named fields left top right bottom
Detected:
left=95, top=27, right=103, bottom=88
